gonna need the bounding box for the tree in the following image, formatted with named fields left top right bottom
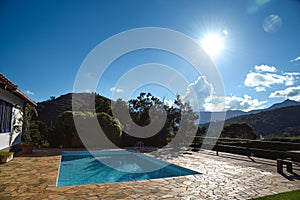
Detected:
left=50, top=111, right=122, bottom=148
left=221, top=123, right=256, bottom=139
left=52, top=111, right=76, bottom=147
left=21, top=103, right=38, bottom=144
left=29, top=120, right=48, bottom=147
left=128, top=92, right=161, bottom=126
left=171, top=95, right=199, bottom=146
left=119, top=93, right=199, bottom=147
left=117, top=93, right=170, bottom=146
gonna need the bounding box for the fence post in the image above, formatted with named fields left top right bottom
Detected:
left=247, top=140, right=250, bottom=157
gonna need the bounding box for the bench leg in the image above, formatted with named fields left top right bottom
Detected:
left=277, top=160, right=283, bottom=173
left=287, top=163, right=293, bottom=173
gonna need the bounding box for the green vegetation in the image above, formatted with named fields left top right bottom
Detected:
left=226, top=105, right=300, bottom=137
left=0, top=152, right=13, bottom=156
left=252, top=190, right=300, bottom=200
left=264, top=136, right=300, bottom=143
left=220, top=123, right=256, bottom=139
left=112, top=93, right=198, bottom=147
left=0, top=152, right=14, bottom=163
left=21, top=104, right=38, bottom=145
left=36, top=92, right=198, bottom=148
left=97, top=112, right=122, bottom=146
left=33, top=92, right=300, bottom=148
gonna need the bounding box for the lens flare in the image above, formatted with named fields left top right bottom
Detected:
left=263, top=14, right=282, bottom=33
left=223, top=29, right=228, bottom=36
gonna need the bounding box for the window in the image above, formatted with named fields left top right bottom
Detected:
left=0, top=100, right=13, bottom=133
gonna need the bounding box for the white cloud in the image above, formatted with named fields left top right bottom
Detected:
left=204, top=95, right=267, bottom=112
left=245, top=64, right=300, bottom=92
left=224, top=95, right=267, bottom=111
left=289, top=56, right=300, bottom=62
left=283, top=72, right=300, bottom=76
left=244, top=72, right=296, bottom=87
left=255, top=87, right=266, bottom=92
left=110, top=87, right=124, bottom=93
left=244, top=63, right=300, bottom=93
left=181, top=75, right=268, bottom=112
left=203, top=101, right=225, bottom=112
left=269, top=86, right=300, bottom=101
left=25, top=90, right=34, bottom=95
left=254, top=64, right=277, bottom=72
left=181, top=76, right=214, bottom=112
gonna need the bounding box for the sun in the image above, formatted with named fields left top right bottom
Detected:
left=201, top=34, right=224, bottom=57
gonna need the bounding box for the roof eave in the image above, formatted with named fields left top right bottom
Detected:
left=14, top=90, right=37, bottom=107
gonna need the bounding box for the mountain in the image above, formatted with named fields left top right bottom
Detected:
left=36, top=93, right=112, bottom=125
left=199, top=99, right=300, bottom=124
left=225, top=105, right=300, bottom=137
left=199, top=110, right=246, bottom=124
left=37, top=93, right=73, bottom=125
left=265, top=99, right=300, bottom=110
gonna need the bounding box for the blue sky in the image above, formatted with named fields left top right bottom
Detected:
left=1, top=0, right=300, bottom=111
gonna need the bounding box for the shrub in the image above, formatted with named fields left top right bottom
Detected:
left=221, top=123, right=257, bottom=140
left=48, top=111, right=122, bottom=148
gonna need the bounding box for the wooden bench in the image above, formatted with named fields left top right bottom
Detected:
left=277, top=159, right=293, bottom=174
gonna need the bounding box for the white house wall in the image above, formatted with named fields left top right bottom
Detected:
left=0, top=88, right=25, bottom=150
left=10, top=107, right=22, bottom=146
left=0, top=133, right=10, bottom=150
left=0, top=89, right=24, bottom=106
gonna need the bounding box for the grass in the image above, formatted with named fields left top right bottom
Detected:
left=252, top=190, right=300, bottom=200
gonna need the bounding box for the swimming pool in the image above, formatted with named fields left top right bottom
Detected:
left=57, top=150, right=200, bottom=186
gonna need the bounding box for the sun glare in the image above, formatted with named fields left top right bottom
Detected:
left=201, top=34, right=224, bottom=57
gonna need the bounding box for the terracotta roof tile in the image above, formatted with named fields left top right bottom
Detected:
left=0, top=73, right=37, bottom=107
left=0, top=73, right=18, bottom=90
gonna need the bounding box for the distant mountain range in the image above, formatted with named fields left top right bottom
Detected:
left=225, top=105, right=300, bottom=137
left=199, top=99, right=300, bottom=124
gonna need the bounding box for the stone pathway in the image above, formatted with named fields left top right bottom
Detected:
left=0, top=148, right=299, bottom=200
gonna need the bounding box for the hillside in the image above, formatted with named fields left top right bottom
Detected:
left=226, top=105, right=300, bottom=137
left=37, top=93, right=72, bottom=125
left=36, top=93, right=112, bottom=125
left=266, top=99, right=300, bottom=110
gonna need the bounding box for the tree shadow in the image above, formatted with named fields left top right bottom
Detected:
left=16, top=148, right=66, bottom=157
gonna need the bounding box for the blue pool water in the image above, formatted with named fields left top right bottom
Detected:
left=57, top=150, right=200, bottom=186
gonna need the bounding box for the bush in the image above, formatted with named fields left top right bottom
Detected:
left=266, top=136, right=300, bottom=143
left=96, top=112, right=122, bottom=146
left=221, top=123, right=257, bottom=140
left=47, top=111, right=122, bottom=148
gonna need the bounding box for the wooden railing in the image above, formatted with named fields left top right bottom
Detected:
left=191, top=137, right=300, bottom=161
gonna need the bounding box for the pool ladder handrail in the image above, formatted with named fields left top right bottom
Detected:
left=134, top=141, right=144, bottom=152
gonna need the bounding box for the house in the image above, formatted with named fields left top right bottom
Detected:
left=0, top=73, right=37, bottom=151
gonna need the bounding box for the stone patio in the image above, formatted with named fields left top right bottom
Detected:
left=0, top=148, right=299, bottom=200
